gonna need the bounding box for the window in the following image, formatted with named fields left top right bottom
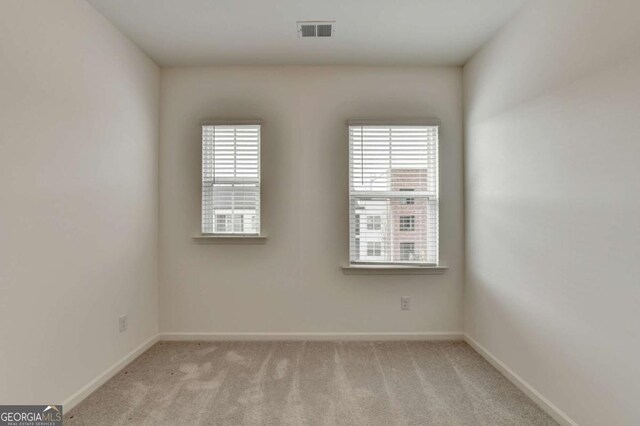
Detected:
left=400, top=188, right=415, bottom=205
left=216, top=214, right=228, bottom=232
left=400, top=242, right=415, bottom=261
left=201, top=123, right=260, bottom=234
left=399, top=215, right=415, bottom=231
left=234, top=214, right=244, bottom=233
left=367, top=215, right=382, bottom=230
left=367, top=241, right=382, bottom=257
left=349, top=121, right=439, bottom=265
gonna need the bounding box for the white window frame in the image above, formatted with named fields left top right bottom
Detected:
left=348, top=119, right=440, bottom=267
left=200, top=120, right=261, bottom=236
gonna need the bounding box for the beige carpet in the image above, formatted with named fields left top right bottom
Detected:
left=64, top=341, right=556, bottom=425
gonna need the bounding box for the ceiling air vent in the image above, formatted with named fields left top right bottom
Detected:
left=297, top=21, right=335, bottom=38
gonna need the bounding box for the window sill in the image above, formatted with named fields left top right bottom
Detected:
left=192, top=234, right=267, bottom=244
left=341, top=265, right=448, bottom=275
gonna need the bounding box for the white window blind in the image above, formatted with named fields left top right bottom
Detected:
left=202, top=124, right=260, bottom=235
left=349, top=123, right=439, bottom=265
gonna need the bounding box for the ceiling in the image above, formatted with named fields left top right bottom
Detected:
left=87, top=0, right=527, bottom=66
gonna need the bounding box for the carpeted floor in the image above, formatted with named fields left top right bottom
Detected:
left=64, top=341, right=556, bottom=425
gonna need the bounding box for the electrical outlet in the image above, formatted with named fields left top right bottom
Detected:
left=119, top=315, right=128, bottom=333
left=401, top=296, right=410, bottom=311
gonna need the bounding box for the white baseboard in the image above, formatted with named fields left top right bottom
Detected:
left=63, top=334, right=159, bottom=412
left=464, top=334, right=577, bottom=426
left=160, top=332, right=464, bottom=341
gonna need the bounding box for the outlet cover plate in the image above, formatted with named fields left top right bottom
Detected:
left=119, top=315, right=128, bottom=333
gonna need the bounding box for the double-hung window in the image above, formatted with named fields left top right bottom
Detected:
left=399, top=215, right=415, bottom=231
left=367, top=215, right=382, bottom=230
left=400, top=242, right=416, bottom=261
left=348, top=120, right=439, bottom=265
left=201, top=123, right=261, bottom=235
left=367, top=241, right=382, bottom=257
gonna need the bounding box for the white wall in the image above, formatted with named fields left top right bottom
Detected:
left=463, top=0, right=640, bottom=424
left=159, top=66, right=464, bottom=335
left=0, top=0, right=159, bottom=405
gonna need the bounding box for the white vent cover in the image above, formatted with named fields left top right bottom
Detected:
left=297, top=21, right=335, bottom=38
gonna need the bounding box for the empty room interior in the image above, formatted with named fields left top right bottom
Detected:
left=1, top=0, right=639, bottom=424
